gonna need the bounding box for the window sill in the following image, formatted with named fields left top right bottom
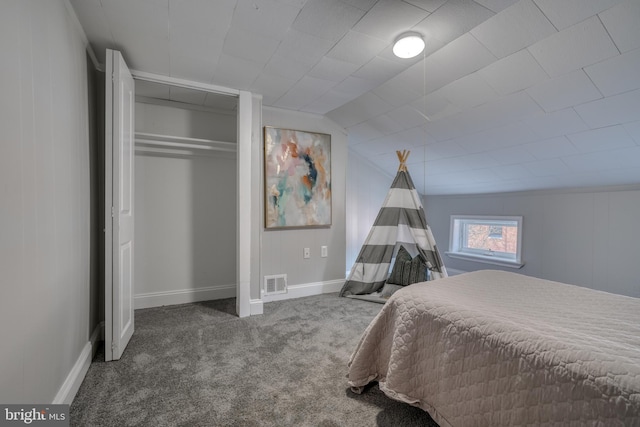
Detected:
left=445, top=252, right=525, bottom=269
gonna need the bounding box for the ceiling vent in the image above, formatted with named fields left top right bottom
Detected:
left=263, top=274, right=287, bottom=296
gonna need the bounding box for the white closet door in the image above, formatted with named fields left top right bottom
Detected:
left=105, top=49, right=135, bottom=361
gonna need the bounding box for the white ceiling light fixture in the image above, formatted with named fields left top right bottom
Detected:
left=393, top=32, right=425, bottom=59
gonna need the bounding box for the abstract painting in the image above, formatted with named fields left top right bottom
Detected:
left=264, top=127, right=331, bottom=229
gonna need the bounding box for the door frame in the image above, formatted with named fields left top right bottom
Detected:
left=128, top=70, right=252, bottom=318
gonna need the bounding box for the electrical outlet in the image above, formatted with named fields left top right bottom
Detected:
left=321, top=246, right=328, bottom=258
left=303, top=247, right=310, bottom=259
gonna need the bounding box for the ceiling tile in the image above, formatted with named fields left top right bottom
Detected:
left=331, top=76, right=379, bottom=98
left=274, top=30, right=334, bottom=66
left=425, top=92, right=542, bottom=141
left=403, top=0, right=447, bottom=13
left=482, top=146, right=536, bottom=165
left=522, top=158, right=569, bottom=176
left=528, top=16, right=619, bottom=78
left=599, top=0, right=640, bottom=53
left=291, top=0, right=365, bottom=42
left=455, top=121, right=540, bottom=153
left=366, top=115, right=406, bottom=136
left=222, top=28, right=280, bottom=64
left=325, top=31, right=388, bottom=66
left=479, top=49, right=549, bottom=95
left=522, top=108, right=588, bottom=139
left=351, top=56, right=407, bottom=83
left=301, top=90, right=356, bottom=115
left=273, top=75, right=336, bottom=110
left=307, top=57, right=360, bottom=82
left=169, top=53, right=218, bottom=83
left=372, top=69, right=426, bottom=108
left=533, top=0, right=624, bottom=30
left=585, top=48, right=640, bottom=97
left=574, top=89, right=640, bottom=129
left=230, top=0, right=302, bottom=40
left=352, top=0, right=429, bottom=41
left=473, top=0, right=521, bottom=14
left=522, top=136, right=579, bottom=159
left=491, top=164, right=535, bottom=180
left=622, top=120, right=640, bottom=145
left=342, top=0, right=379, bottom=11
left=425, top=140, right=468, bottom=159
left=526, top=70, right=602, bottom=113
left=421, top=33, right=497, bottom=93
left=263, top=54, right=314, bottom=81
left=326, top=91, right=394, bottom=128
left=212, top=53, right=262, bottom=90
left=432, top=72, right=498, bottom=110
left=250, top=72, right=297, bottom=105
left=394, top=126, right=436, bottom=147
left=561, top=150, right=622, bottom=172
left=567, top=125, right=636, bottom=153
left=346, top=122, right=386, bottom=143
left=412, top=0, right=494, bottom=45
left=471, top=0, right=556, bottom=58
left=101, top=0, right=169, bottom=40
left=168, top=0, right=235, bottom=36
left=385, top=105, right=432, bottom=129
left=411, top=95, right=461, bottom=122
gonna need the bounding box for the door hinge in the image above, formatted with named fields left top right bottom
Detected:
left=111, top=342, right=117, bottom=352
left=111, top=206, right=115, bottom=217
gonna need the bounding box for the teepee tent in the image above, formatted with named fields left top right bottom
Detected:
left=340, top=150, right=447, bottom=298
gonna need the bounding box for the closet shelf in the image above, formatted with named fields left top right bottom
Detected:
left=135, top=132, right=236, bottom=153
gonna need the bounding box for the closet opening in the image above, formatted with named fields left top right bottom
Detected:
left=132, top=78, right=239, bottom=312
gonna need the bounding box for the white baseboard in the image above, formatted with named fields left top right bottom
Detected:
left=260, top=279, right=344, bottom=303
left=250, top=299, right=264, bottom=315
left=53, top=322, right=102, bottom=405
left=135, top=284, right=237, bottom=309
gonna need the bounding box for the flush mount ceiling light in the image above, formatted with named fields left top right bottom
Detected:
left=393, top=32, right=425, bottom=59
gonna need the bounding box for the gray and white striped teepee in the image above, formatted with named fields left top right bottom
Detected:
left=340, top=151, right=447, bottom=297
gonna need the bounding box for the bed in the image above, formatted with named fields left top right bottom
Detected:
left=347, top=270, right=640, bottom=426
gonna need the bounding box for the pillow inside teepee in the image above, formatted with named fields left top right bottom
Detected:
left=386, top=245, right=428, bottom=287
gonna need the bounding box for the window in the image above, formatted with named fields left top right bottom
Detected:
left=447, top=215, right=524, bottom=268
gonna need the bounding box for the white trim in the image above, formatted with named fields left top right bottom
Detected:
left=53, top=323, right=102, bottom=405
left=134, top=285, right=237, bottom=309
left=261, top=279, right=344, bottom=303
left=236, top=90, right=252, bottom=318
left=250, top=299, right=264, bottom=315
left=131, top=70, right=240, bottom=96
left=445, top=252, right=525, bottom=269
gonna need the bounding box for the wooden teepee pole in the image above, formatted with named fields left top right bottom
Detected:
left=396, top=150, right=410, bottom=172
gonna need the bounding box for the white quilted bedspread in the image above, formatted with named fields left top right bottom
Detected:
left=347, top=270, right=640, bottom=426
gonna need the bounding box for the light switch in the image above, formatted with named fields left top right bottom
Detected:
left=303, top=247, right=310, bottom=259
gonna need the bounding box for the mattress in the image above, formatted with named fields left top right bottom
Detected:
left=347, top=270, right=640, bottom=426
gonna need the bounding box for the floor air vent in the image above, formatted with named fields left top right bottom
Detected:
left=263, top=274, right=287, bottom=296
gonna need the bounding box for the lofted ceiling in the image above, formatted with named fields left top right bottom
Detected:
left=70, top=0, right=640, bottom=195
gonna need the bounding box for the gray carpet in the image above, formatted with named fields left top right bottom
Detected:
left=70, top=293, right=438, bottom=426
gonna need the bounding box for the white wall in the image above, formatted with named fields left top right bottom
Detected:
left=134, top=102, right=237, bottom=307
left=258, top=108, right=348, bottom=300
left=0, top=0, right=94, bottom=403
left=425, top=186, right=640, bottom=298
left=345, top=150, right=394, bottom=275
